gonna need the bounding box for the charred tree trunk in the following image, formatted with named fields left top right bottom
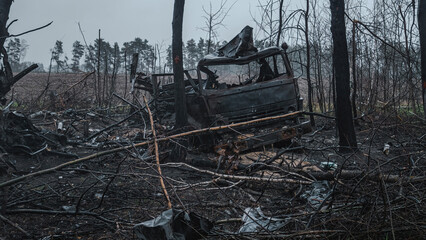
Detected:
left=0, top=0, right=13, bottom=103
left=351, top=22, right=359, bottom=126
left=400, top=5, right=416, bottom=113
left=0, top=0, right=12, bottom=49
left=173, top=0, right=187, bottom=128
left=0, top=1, right=38, bottom=104
left=305, top=0, right=316, bottom=127
left=124, top=51, right=128, bottom=99
left=330, top=0, right=357, bottom=150
left=129, top=53, right=138, bottom=114
left=97, top=29, right=102, bottom=106
left=276, top=0, right=284, bottom=47
left=419, top=0, right=426, bottom=117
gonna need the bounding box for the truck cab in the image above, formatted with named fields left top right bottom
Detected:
left=141, top=26, right=311, bottom=151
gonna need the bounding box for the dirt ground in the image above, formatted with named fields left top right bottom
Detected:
left=0, top=73, right=425, bottom=239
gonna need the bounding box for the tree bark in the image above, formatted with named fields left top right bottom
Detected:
left=97, top=29, right=101, bottom=106
left=305, top=0, right=316, bottom=127
left=330, top=0, right=357, bottom=150
left=0, top=0, right=13, bottom=50
left=351, top=22, right=359, bottom=126
left=0, top=1, right=39, bottom=103
left=419, top=0, right=426, bottom=118
left=129, top=53, right=139, bottom=114
left=276, top=0, right=284, bottom=47
left=173, top=0, right=187, bottom=128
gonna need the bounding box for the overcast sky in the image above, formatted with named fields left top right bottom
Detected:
left=10, top=0, right=302, bottom=68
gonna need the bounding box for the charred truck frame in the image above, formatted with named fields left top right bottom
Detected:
left=135, top=26, right=311, bottom=152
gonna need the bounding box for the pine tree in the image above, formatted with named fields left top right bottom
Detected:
left=186, top=39, right=198, bottom=69
left=121, top=38, right=154, bottom=73
left=71, top=41, right=84, bottom=72
left=5, top=38, right=28, bottom=71
left=166, top=45, right=173, bottom=72
left=51, top=40, right=64, bottom=72
left=197, top=38, right=206, bottom=59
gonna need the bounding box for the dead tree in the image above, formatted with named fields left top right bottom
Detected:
left=0, top=0, right=12, bottom=50
left=97, top=29, right=102, bottom=106
left=172, top=0, right=187, bottom=128
left=330, top=0, right=357, bottom=150
left=419, top=0, right=426, bottom=117
left=0, top=0, right=15, bottom=102
left=276, top=0, right=284, bottom=47
left=0, top=0, right=38, bottom=103
left=351, top=21, right=358, bottom=125
left=201, top=0, right=235, bottom=53
left=129, top=53, right=139, bottom=114
left=305, top=0, right=315, bottom=127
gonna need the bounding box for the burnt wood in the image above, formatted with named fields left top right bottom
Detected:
left=330, top=0, right=357, bottom=150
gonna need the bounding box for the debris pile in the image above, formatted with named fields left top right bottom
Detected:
left=0, top=109, right=66, bottom=155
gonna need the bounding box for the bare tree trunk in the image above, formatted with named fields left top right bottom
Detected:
left=351, top=22, right=359, bottom=125
left=207, top=22, right=212, bottom=54
left=359, top=44, right=363, bottom=109
left=419, top=0, right=426, bottom=117
left=173, top=0, right=187, bottom=128
left=315, top=43, right=325, bottom=113
left=157, top=44, right=162, bottom=74
left=305, top=0, right=316, bottom=127
left=400, top=5, right=416, bottom=112
left=108, top=46, right=118, bottom=108
left=0, top=0, right=14, bottom=101
left=276, top=0, right=284, bottom=47
left=130, top=53, right=138, bottom=88
left=129, top=53, right=139, bottom=114
left=383, top=44, right=388, bottom=103
left=382, top=2, right=388, bottom=104
left=0, top=0, right=13, bottom=50
left=330, top=0, right=357, bottom=150
left=97, top=29, right=101, bottom=106
left=330, top=54, right=336, bottom=114
left=103, top=52, right=108, bottom=106
left=0, top=1, right=38, bottom=103
left=124, top=51, right=128, bottom=99
left=328, top=66, right=333, bottom=112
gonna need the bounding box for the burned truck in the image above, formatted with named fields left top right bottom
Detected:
left=137, top=26, right=311, bottom=152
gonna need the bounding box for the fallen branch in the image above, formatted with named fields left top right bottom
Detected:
left=113, top=92, right=140, bottom=109
left=245, top=146, right=305, bottom=173
left=12, top=64, right=38, bottom=83
left=0, top=213, right=31, bottom=237
left=59, top=71, right=95, bottom=96
left=303, top=111, right=336, bottom=119
left=5, top=209, right=116, bottom=225
left=0, top=63, right=38, bottom=98
left=164, top=162, right=314, bottom=185
left=297, top=168, right=424, bottom=183
left=144, top=96, right=172, bottom=209
left=86, top=110, right=140, bottom=141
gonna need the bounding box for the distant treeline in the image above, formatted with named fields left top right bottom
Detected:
left=6, top=37, right=233, bottom=74
left=5, top=38, right=45, bottom=72
left=6, top=35, right=284, bottom=75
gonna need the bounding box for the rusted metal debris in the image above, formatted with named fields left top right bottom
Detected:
left=133, top=26, right=311, bottom=152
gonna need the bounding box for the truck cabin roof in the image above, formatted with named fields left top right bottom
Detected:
left=197, top=46, right=284, bottom=67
